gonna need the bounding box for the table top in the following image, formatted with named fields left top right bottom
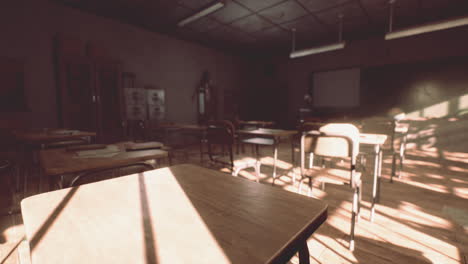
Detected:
left=21, top=164, right=328, bottom=264
left=359, top=133, right=388, bottom=145
left=157, top=123, right=207, bottom=131
left=39, top=143, right=168, bottom=176
left=13, top=129, right=96, bottom=144
left=238, top=120, right=275, bottom=127
left=237, top=128, right=297, bottom=138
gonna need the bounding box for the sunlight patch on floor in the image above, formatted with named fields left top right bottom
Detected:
left=451, top=187, right=468, bottom=199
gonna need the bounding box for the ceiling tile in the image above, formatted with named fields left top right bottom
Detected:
left=421, top=0, right=465, bottom=9
left=253, top=26, right=290, bottom=41
left=206, top=24, right=256, bottom=43
left=361, top=0, right=419, bottom=12
left=230, top=14, right=275, bottom=33
left=258, top=1, right=309, bottom=24
left=187, top=17, right=223, bottom=32
left=314, top=1, right=368, bottom=25
left=233, top=0, right=286, bottom=12
left=280, top=15, right=328, bottom=33
left=296, top=0, right=353, bottom=13
left=177, top=0, right=214, bottom=10
left=361, top=0, right=419, bottom=24
left=340, top=17, right=376, bottom=35
left=295, top=32, right=335, bottom=48
left=161, top=4, right=195, bottom=23
left=419, top=0, right=468, bottom=24
left=210, top=1, right=252, bottom=24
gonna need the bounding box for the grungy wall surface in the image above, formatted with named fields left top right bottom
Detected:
left=0, top=0, right=249, bottom=128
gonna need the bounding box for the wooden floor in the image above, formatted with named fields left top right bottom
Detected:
left=1, top=140, right=467, bottom=264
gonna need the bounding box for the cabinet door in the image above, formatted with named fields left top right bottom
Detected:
left=95, top=61, right=124, bottom=143
left=57, top=56, right=97, bottom=131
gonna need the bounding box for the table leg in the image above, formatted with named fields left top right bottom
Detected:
left=390, top=153, right=397, bottom=183
left=272, top=143, right=278, bottom=186
left=291, top=139, right=295, bottom=165
left=376, top=147, right=383, bottom=203
left=370, top=145, right=379, bottom=222
left=200, top=130, right=206, bottom=164
left=199, top=139, right=203, bottom=163
left=298, top=240, right=310, bottom=264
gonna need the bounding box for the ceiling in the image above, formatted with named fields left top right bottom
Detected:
left=60, top=0, right=468, bottom=55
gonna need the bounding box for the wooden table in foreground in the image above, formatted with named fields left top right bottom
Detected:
left=21, top=164, right=328, bottom=264
left=39, top=143, right=168, bottom=188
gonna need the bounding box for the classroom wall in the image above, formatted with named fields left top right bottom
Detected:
left=0, top=0, right=249, bottom=129
left=274, top=26, right=468, bottom=126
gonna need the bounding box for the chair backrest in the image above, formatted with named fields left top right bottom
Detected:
left=313, top=123, right=360, bottom=159
left=206, top=120, right=235, bottom=146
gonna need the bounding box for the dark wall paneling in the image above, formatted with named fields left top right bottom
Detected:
left=0, top=57, right=28, bottom=112
left=360, top=56, right=468, bottom=118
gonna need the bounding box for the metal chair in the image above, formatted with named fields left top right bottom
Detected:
left=206, top=120, right=261, bottom=182
left=69, top=162, right=155, bottom=187
left=298, top=123, right=362, bottom=251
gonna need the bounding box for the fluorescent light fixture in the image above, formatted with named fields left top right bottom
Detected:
left=290, top=42, right=346, bottom=59
left=385, top=15, right=468, bottom=40
left=177, top=2, right=225, bottom=27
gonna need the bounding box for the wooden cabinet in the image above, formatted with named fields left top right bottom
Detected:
left=56, top=54, right=124, bottom=143
left=95, top=60, right=124, bottom=143
left=57, top=55, right=97, bottom=132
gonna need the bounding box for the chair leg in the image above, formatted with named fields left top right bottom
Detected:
left=308, top=153, right=313, bottom=169
left=307, top=177, right=313, bottom=197
left=349, top=187, right=358, bottom=251
left=232, top=167, right=241, bottom=177
left=357, top=184, right=362, bottom=222
left=291, top=141, right=295, bottom=165
left=390, top=153, right=397, bottom=183
left=298, top=177, right=304, bottom=194
left=398, top=154, right=404, bottom=179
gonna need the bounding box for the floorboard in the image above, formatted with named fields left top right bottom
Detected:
left=0, top=139, right=466, bottom=263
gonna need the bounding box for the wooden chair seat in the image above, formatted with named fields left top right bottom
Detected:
left=303, top=167, right=361, bottom=187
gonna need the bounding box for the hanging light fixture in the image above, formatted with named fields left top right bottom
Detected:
left=385, top=0, right=468, bottom=40
left=290, top=14, right=346, bottom=59
left=177, top=1, right=225, bottom=27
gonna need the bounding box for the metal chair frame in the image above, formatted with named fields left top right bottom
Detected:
left=299, top=129, right=362, bottom=251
